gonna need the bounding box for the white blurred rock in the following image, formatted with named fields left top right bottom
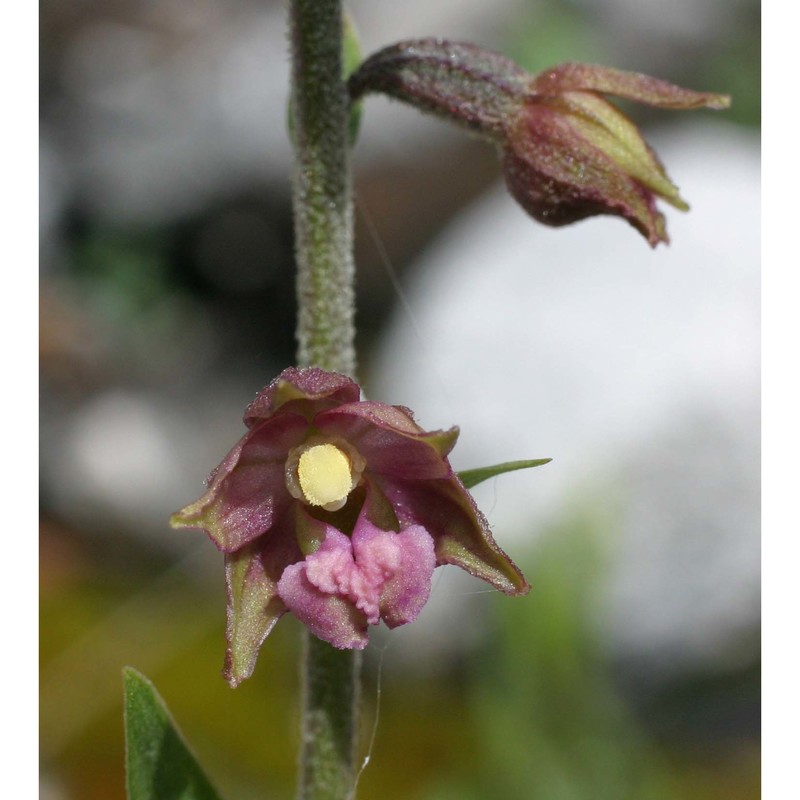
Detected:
left=56, top=0, right=522, bottom=225
left=371, top=122, right=759, bottom=675
left=608, top=403, right=759, bottom=678
left=43, top=384, right=254, bottom=548
left=62, top=8, right=291, bottom=223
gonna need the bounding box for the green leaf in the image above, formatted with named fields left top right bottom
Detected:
left=457, top=458, right=552, bottom=490
left=123, top=667, right=224, bottom=800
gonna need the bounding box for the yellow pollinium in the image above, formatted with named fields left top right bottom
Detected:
left=297, top=444, right=353, bottom=511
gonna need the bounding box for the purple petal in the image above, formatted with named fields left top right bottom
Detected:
left=531, top=63, right=730, bottom=110
left=375, top=475, right=529, bottom=596
left=315, top=401, right=458, bottom=479
left=244, top=367, right=361, bottom=428
left=504, top=101, right=668, bottom=246
left=171, top=412, right=308, bottom=552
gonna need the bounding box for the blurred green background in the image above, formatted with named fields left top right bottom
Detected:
left=40, top=0, right=760, bottom=798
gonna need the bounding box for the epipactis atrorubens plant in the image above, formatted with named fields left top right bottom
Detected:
left=171, top=367, right=540, bottom=686
left=145, top=21, right=731, bottom=800
left=348, top=39, right=730, bottom=246
left=169, top=38, right=730, bottom=690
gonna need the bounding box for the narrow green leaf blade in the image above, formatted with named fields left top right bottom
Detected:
left=457, top=458, right=552, bottom=490
left=123, top=667, right=224, bottom=800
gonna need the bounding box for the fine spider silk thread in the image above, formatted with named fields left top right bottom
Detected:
left=352, top=569, right=442, bottom=793
left=355, top=194, right=456, bottom=422
left=351, top=198, right=505, bottom=793
left=352, top=640, right=389, bottom=793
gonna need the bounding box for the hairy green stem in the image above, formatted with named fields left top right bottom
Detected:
left=290, top=1, right=359, bottom=798
left=300, top=636, right=361, bottom=800
left=291, top=0, right=356, bottom=376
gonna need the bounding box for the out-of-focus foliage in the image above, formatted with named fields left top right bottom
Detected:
left=505, top=0, right=760, bottom=127
left=469, top=510, right=679, bottom=800
left=467, top=509, right=758, bottom=800
left=40, top=504, right=759, bottom=799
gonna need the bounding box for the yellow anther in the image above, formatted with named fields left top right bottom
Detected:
left=297, top=444, right=353, bottom=511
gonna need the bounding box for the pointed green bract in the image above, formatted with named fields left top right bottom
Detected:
left=123, top=667, right=224, bottom=800
left=458, top=458, right=552, bottom=490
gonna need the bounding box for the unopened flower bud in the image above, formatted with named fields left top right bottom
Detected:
left=349, top=39, right=730, bottom=246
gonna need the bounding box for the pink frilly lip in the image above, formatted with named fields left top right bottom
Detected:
left=277, top=503, right=436, bottom=649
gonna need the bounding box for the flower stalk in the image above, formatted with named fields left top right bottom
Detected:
left=289, top=1, right=358, bottom=797
left=301, top=636, right=360, bottom=800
